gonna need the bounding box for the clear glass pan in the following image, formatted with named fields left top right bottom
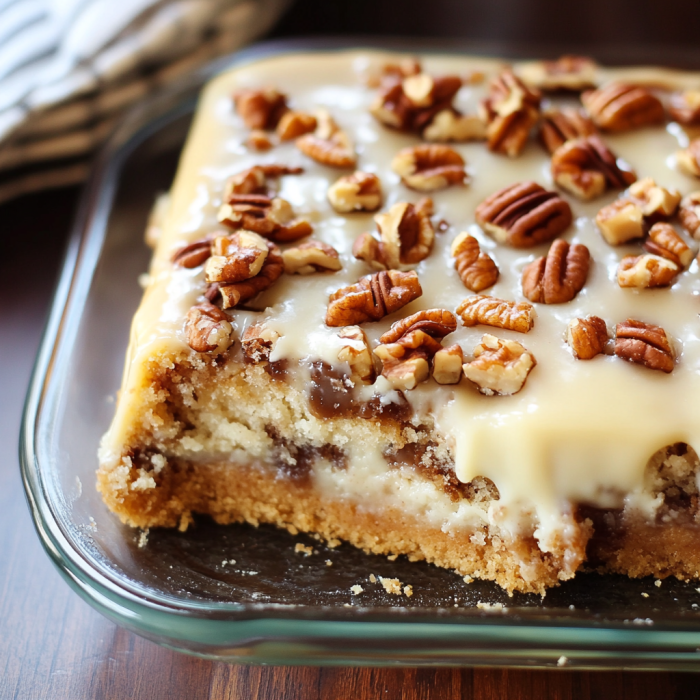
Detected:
left=20, top=39, right=700, bottom=670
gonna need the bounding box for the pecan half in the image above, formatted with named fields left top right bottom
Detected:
left=184, top=303, right=233, bottom=354
left=432, top=344, right=464, bottom=385
left=628, top=178, right=681, bottom=219
left=282, top=240, right=342, bottom=274
left=615, top=319, right=675, bottom=373
left=539, top=107, right=597, bottom=155
left=325, top=270, right=422, bottom=327
left=205, top=231, right=269, bottom=284
left=566, top=316, right=609, bottom=360
left=450, top=232, right=499, bottom=292
left=581, top=82, right=665, bottom=132
left=337, top=326, right=375, bottom=384
left=224, top=164, right=303, bottom=198
left=234, top=87, right=288, bottom=130
left=551, top=135, right=636, bottom=201
left=669, top=90, right=700, bottom=126
left=391, top=144, right=466, bottom=191
left=276, top=111, right=317, bottom=140
left=479, top=69, right=541, bottom=157
left=519, top=55, right=597, bottom=92
left=475, top=181, right=572, bottom=247
left=456, top=295, right=535, bottom=333
left=242, top=323, right=280, bottom=363
left=379, top=308, right=457, bottom=344
left=354, top=199, right=435, bottom=270
left=595, top=199, right=644, bottom=245
left=679, top=191, right=700, bottom=239
left=643, top=223, right=694, bottom=268
left=462, top=334, right=536, bottom=396
left=172, top=233, right=215, bottom=268
left=296, top=110, right=356, bottom=168
left=327, top=171, right=382, bottom=213
left=617, top=254, right=680, bottom=288
left=676, top=139, right=700, bottom=178
left=521, top=239, right=590, bottom=304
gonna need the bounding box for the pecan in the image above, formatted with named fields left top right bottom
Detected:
left=354, top=199, right=435, bottom=270
left=245, top=130, right=273, bottom=151
left=551, top=135, right=636, bottom=201
left=218, top=194, right=312, bottom=243
left=643, top=222, right=694, bottom=268
left=224, top=164, right=303, bottom=198
left=204, top=231, right=269, bottom=284
left=367, top=57, right=422, bottom=87
left=337, top=326, right=375, bottom=384
left=327, top=171, right=382, bottom=213
left=432, top=344, right=464, bottom=385
left=325, top=270, right=422, bottom=327
left=679, top=191, right=700, bottom=239
left=379, top=308, right=457, bottom=344
left=539, top=107, right=597, bottom=154
left=479, top=69, right=541, bottom=157
left=615, top=319, right=675, bottom=373
left=581, top=82, right=665, bottom=131
left=519, top=55, right=597, bottom=92
left=391, top=144, right=466, bottom=191
left=422, top=109, right=486, bottom=143
left=184, top=303, right=233, bottom=354
left=276, top=111, right=317, bottom=140
left=595, top=199, right=644, bottom=245
left=617, top=254, right=680, bottom=288
left=456, top=295, right=535, bottom=333
left=282, top=240, right=342, bottom=274
left=242, top=323, right=280, bottom=363
left=234, top=87, right=288, bottom=130
left=669, top=90, right=700, bottom=126
left=475, top=181, right=572, bottom=247
left=450, top=232, right=499, bottom=292
left=676, top=139, right=700, bottom=178
left=628, top=178, right=681, bottom=219
left=462, top=334, right=536, bottom=396
left=296, top=110, right=356, bottom=168
left=566, top=316, right=609, bottom=360
left=521, top=239, right=590, bottom=304
left=172, top=233, right=215, bottom=268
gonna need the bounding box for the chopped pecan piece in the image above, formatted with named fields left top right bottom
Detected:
left=296, top=110, right=356, bottom=168
left=245, top=130, right=274, bottom=151
left=676, top=138, right=700, bottom=178
left=282, top=240, right=342, bottom=274
left=519, top=55, right=597, bottom=92
left=595, top=199, right=644, bottom=245
left=521, top=239, right=590, bottom=304
left=432, top=344, right=464, bottom=385
left=326, top=270, right=422, bottom=327
left=628, top=178, right=681, bottom=219
left=234, top=87, right=288, bottom=130
left=327, top=171, right=382, bottom=213
left=551, top=135, right=636, bottom=201
left=391, top=144, right=466, bottom=191
left=276, top=111, right=317, bottom=140
left=479, top=69, right=541, bottom=157
left=643, top=223, right=694, bottom=268
left=337, top=326, right=375, bottom=384
left=184, top=303, right=233, bottom=354
left=450, top=232, right=499, bottom=292
left=456, top=295, right=535, bottom=333
left=679, top=191, right=700, bottom=239
left=581, top=82, right=664, bottom=131
left=172, top=233, right=215, bottom=268
left=354, top=199, right=435, bottom=270
left=242, top=323, right=280, bottom=363
left=566, top=316, right=609, bottom=360
left=205, top=231, right=269, bottom=284
left=422, top=109, right=486, bottom=143
left=617, top=254, right=680, bottom=288
left=475, top=181, right=572, bottom=247
left=669, top=90, right=700, bottom=126
left=462, top=334, right=536, bottom=396
left=224, top=164, right=303, bottom=198
left=615, top=319, right=675, bottom=373
left=539, top=107, right=597, bottom=154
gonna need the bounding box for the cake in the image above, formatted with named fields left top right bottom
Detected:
left=97, top=50, right=700, bottom=595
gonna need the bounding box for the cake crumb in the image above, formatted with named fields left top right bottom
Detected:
left=222, top=559, right=236, bottom=567
left=288, top=525, right=299, bottom=535
left=476, top=602, right=505, bottom=611
left=387, top=554, right=398, bottom=561
left=369, top=574, right=377, bottom=583
left=557, top=656, right=569, bottom=667
left=137, top=530, right=149, bottom=548
left=327, top=538, right=341, bottom=549
left=379, top=577, right=402, bottom=595
left=294, top=543, right=313, bottom=556
left=655, top=579, right=662, bottom=587
left=641, top=592, right=649, bottom=598
left=403, top=585, right=413, bottom=597
left=351, top=584, right=364, bottom=595
left=325, top=559, right=333, bottom=567
left=463, top=575, right=474, bottom=584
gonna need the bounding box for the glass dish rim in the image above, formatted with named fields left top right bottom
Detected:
left=18, top=37, right=700, bottom=668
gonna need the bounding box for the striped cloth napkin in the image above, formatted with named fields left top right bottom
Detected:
left=0, top=0, right=289, bottom=204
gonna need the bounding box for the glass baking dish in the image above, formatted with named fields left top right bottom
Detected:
left=20, top=39, right=700, bottom=670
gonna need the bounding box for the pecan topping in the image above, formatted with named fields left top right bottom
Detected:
left=205, top=231, right=269, bottom=284
left=669, top=90, right=700, bottom=126
left=337, top=326, right=375, bottom=384
left=551, top=136, right=636, bottom=201
left=566, top=316, right=609, bottom=360
left=617, top=254, right=680, bottom=288
left=519, top=55, right=597, bottom=92
left=234, top=87, right=288, bottom=130
left=245, top=130, right=273, bottom=151
left=479, top=69, right=541, bottom=157
left=224, top=164, right=303, bottom=198
left=325, top=270, right=422, bottom=327
left=218, top=194, right=312, bottom=243
left=450, top=232, right=499, bottom=292
left=679, top=191, right=700, bottom=239
left=276, top=111, right=317, bottom=140
left=676, top=138, right=700, bottom=178
left=521, top=239, right=590, bottom=304
left=353, top=199, right=435, bottom=270
left=391, top=144, right=466, bottom=191
left=242, top=323, right=280, bottom=363
left=172, top=233, right=215, bottom=268
left=539, top=107, right=597, bottom=155
left=422, top=109, right=486, bottom=143
left=296, top=110, right=356, bottom=168
left=644, top=223, right=694, bottom=268
left=462, top=334, right=536, bottom=396
left=432, top=344, right=464, bottom=385
left=184, top=303, right=233, bottom=354
left=327, top=171, right=382, bottom=213
left=595, top=199, right=644, bottom=245
left=628, top=178, right=681, bottom=219
left=379, top=308, right=457, bottom=344
left=456, top=295, right=535, bottom=333
left=475, top=181, right=572, bottom=247
left=581, top=82, right=664, bottom=131
left=282, top=240, right=342, bottom=275
left=615, top=319, right=675, bottom=373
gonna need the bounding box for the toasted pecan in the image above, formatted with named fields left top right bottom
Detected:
left=450, top=232, right=499, bottom=292
left=456, top=295, right=535, bottom=333
left=521, top=239, right=590, bottom=304
left=614, top=319, right=675, bottom=373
